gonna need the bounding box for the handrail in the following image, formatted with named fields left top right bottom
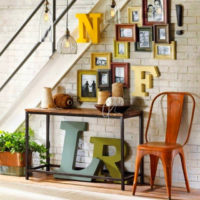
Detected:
left=0, top=0, right=45, bottom=56
left=0, top=0, right=77, bottom=92
left=52, top=0, right=56, bottom=53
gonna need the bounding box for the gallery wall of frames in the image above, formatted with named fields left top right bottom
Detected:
left=77, top=0, right=176, bottom=101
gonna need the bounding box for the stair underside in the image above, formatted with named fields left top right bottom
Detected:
left=0, top=0, right=129, bottom=132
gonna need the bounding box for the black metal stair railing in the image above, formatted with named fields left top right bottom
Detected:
left=0, top=0, right=45, bottom=56
left=0, top=0, right=77, bottom=92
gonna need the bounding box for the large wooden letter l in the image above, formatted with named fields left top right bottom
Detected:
left=54, top=121, right=101, bottom=181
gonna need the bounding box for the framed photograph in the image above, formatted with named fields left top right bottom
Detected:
left=111, top=62, right=130, bottom=88
left=91, top=52, right=111, bottom=70
left=135, top=26, right=153, bottom=52
left=143, top=0, right=168, bottom=25
left=77, top=70, right=98, bottom=102
left=113, top=40, right=130, bottom=59
left=97, top=69, right=111, bottom=90
left=154, top=24, right=169, bottom=43
left=153, top=41, right=176, bottom=60
left=128, top=7, right=142, bottom=27
left=116, top=24, right=136, bottom=42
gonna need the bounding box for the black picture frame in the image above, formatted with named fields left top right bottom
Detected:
left=97, top=69, right=111, bottom=90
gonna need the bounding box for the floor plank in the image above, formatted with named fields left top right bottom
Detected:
left=0, top=174, right=199, bottom=200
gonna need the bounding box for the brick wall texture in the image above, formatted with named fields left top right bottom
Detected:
left=1, top=0, right=200, bottom=189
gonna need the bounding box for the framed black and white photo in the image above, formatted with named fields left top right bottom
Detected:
left=128, top=7, right=142, bottom=27
left=118, top=43, right=125, bottom=54
left=97, top=69, right=111, bottom=90
left=136, top=26, right=153, bottom=52
left=91, top=52, right=111, bottom=70
left=111, top=62, right=130, bottom=88
left=115, top=67, right=124, bottom=83
left=120, top=28, right=133, bottom=38
left=78, top=70, right=98, bottom=102
left=133, top=11, right=139, bottom=21
left=157, top=45, right=170, bottom=55
left=95, top=57, right=107, bottom=66
left=154, top=24, right=169, bottom=43
left=116, top=24, right=136, bottom=42
left=143, top=0, right=168, bottom=26
left=153, top=41, right=176, bottom=60
left=113, top=40, right=130, bottom=59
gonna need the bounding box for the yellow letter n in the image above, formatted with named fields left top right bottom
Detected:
left=76, top=13, right=102, bottom=44
left=132, top=66, right=160, bottom=97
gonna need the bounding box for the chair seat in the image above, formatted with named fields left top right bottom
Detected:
left=138, top=142, right=182, bottom=151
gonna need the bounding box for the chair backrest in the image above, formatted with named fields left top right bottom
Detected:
left=145, top=92, right=195, bottom=145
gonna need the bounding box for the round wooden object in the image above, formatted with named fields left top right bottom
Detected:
left=53, top=94, right=73, bottom=109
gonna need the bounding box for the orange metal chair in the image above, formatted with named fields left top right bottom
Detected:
left=132, top=92, right=195, bottom=200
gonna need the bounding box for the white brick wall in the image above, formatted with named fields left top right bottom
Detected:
left=1, top=0, right=200, bottom=189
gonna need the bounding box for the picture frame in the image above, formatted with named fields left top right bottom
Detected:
left=77, top=70, right=98, bottom=102
left=128, top=7, right=143, bottom=27
left=91, top=52, right=111, bottom=70
left=142, top=0, right=168, bottom=26
left=97, top=69, right=111, bottom=90
left=153, top=41, right=176, bottom=60
left=154, top=24, right=169, bottom=43
left=116, top=24, right=136, bottom=42
left=113, top=40, right=130, bottom=59
left=135, top=26, right=153, bottom=52
left=111, top=62, right=130, bottom=88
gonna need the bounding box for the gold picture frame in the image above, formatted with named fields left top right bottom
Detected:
left=113, top=40, right=130, bottom=59
left=91, top=52, right=111, bottom=70
left=128, top=7, right=142, bottom=27
left=77, top=70, right=98, bottom=102
left=153, top=41, right=176, bottom=60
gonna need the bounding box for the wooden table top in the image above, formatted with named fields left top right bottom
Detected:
left=25, top=107, right=142, bottom=119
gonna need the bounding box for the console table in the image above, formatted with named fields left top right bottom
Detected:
left=25, top=107, right=144, bottom=190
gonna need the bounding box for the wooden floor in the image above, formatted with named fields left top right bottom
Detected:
left=0, top=173, right=200, bottom=200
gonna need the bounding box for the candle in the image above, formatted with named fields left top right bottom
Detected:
left=112, top=83, right=123, bottom=97
left=97, top=91, right=111, bottom=105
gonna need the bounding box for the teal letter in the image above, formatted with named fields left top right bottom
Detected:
left=54, top=121, right=101, bottom=181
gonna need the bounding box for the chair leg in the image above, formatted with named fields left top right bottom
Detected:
left=179, top=150, right=190, bottom=193
left=132, top=150, right=144, bottom=195
left=160, top=153, right=173, bottom=200
left=150, top=155, right=159, bottom=190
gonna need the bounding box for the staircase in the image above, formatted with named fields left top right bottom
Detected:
left=0, top=0, right=130, bottom=132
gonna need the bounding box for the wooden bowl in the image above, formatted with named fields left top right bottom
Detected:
left=95, top=104, right=130, bottom=113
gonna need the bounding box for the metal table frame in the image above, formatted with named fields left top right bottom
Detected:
left=25, top=108, right=144, bottom=190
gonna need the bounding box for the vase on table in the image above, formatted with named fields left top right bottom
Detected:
left=41, top=87, right=55, bottom=109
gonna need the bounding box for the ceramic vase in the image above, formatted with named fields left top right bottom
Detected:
left=41, top=87, right=55, bottom=109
